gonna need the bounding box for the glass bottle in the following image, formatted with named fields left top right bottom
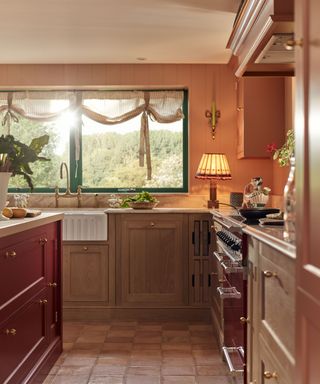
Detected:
left=283, top=156, right=296, bottom=243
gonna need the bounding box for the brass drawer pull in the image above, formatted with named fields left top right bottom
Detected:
left=83, top=246, right=88, bottom=251
left=285, top=38, right=303, bottom=50
left=5, top=250, right=17, bottom=258
left=219, top=279, right=227, bottom=284
left=48, top=282, right=57, bottom=287
left=263, top=270, right=277, bottom=278
left=240, top=316, right=250, bottom=324
left=264, top=371, right=278, bottom=380
left=150, top=222, right=155, bottom=227
left=39, top=299, right=48, bottom=304
left=5, top=328, right=17, bottom=336
left=39, top=238, right=48, bottom=245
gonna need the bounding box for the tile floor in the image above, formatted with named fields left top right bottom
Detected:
left=43, top=320, right=236, bottom=384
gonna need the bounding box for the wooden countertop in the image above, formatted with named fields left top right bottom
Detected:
left=0, top=212, right=64, bottom=238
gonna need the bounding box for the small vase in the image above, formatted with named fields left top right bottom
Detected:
left=283, top=157, right=296, bottom=243
left=0, top=172, right=12, bottom=220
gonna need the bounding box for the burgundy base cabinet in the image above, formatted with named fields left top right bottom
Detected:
left=0, top=218, right=62, bottom=384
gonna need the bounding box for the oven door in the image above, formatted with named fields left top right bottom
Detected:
left=213, top=249, right=245, bottom=378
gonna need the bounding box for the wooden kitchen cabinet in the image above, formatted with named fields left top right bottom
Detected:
left=0, top=219, right=62, bottom=384
left=245, top=233, right=295, bottom=384
left=63, top=242, right=112, bottom=306
left=188, top=213, right=214, bottom=306
left=236, top=76, right=285, bottom=159
left=115, top=213, right=188, bottom=307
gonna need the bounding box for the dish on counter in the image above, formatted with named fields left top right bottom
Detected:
left=259, top=217, right=284, bottom=226
left=127, top=201, right=158, bottom=209
left=239, top=208, right=280, bottom=222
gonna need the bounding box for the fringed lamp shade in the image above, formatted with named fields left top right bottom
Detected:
left=195, top=153, right=231, bottom=208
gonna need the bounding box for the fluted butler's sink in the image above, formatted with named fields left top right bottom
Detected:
left=62, top=211, right=108, bottom=241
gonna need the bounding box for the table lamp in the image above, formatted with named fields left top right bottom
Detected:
left=195, top=153, right=231, bottom=208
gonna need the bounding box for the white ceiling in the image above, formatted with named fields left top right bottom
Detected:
left=1, top=0, right=241, bottom=64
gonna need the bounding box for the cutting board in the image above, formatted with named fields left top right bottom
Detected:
left=26, top=209, right=42, bottom=217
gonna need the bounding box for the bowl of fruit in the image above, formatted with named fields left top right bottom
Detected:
left=122, top=191, right=159, bottom=209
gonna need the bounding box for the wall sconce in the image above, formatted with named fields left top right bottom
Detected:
left=205, top=101, right=221, bottom=140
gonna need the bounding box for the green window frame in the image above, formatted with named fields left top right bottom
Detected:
left=8, top=89, right=188, bottom=194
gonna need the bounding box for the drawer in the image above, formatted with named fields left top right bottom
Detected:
left=258, top=333, right=292, bottom=384
left=259, top=243, right=295, bottom=362
left=0, top=223, right=57, bottom=313
left=0, top=290, right=48, bottom=384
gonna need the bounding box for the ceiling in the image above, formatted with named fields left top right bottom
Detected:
left=1, top=0, right=241, bottom=64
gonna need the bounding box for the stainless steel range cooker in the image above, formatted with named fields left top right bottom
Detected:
left=211, top=210, right=247, bottom=382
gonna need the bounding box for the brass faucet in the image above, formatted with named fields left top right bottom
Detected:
left=55, top=162, right=82, bottom=207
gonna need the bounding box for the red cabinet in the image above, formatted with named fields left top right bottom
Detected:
left=0, top=220, right=62, bottom=384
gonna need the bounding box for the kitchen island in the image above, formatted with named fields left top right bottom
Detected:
left=0, top=212, right=63, bottom=384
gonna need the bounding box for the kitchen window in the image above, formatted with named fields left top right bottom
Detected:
left=0, top=90, right=188, bottom=193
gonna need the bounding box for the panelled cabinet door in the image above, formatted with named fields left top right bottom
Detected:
left=63, top=243, right=109, bottom=305
left=117, top=214, right=188, bottom=306
left=236, top=77, right=285, bottom=159
left=0, top=290, right=48, bottom=384
left=188, top=214, right=214, bottom=306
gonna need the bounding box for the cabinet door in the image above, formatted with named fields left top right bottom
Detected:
left=0, top=290, right=48, bottom=384
left=63, top=243, right=109, bottom=305
left=118, top=214, right=188, bottom=306
left=189, top=214, right=213, bottom=306
left=236, top=77, right=286, bottom=158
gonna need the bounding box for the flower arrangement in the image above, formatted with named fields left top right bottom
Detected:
left=267, top=129, right=295, bottom=166
left=0, top=134, right=50, bottom=189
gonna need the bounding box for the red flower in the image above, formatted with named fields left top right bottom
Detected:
left=266, top=143, right=277, bottom=153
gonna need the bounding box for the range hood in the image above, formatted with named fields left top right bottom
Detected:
left=255, top=33, right=295, bottom=64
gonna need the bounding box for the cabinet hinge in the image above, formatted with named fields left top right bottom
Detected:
left=55, top=311, right=58, bottom=323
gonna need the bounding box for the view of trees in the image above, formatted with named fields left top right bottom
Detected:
left=2, top=114, right=184, bottom=190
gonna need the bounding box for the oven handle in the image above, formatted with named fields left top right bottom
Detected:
left=213, top=216, right=243, bottom=233
left=222, top=346, right=244, bottom=376
left=221, top=261, right=243, bottom=274
left=217, top=286, right=241, bottom=299
left=213, top=251, right=226, bottom=262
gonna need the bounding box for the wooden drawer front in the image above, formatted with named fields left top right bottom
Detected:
left=0, top=232, right=47, bottom=310
left=63, top=244, right=109, bottom=303
left=259, top=243, right=295, bottom=361
left=0, top=290, right=47, bottom=384
left=259, top=334, right=292, bottom=384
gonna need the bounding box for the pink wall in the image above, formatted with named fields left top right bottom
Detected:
left=0, top=63, right=282, bottom=205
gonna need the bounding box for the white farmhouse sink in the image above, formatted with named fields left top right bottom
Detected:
left=62, top=211, right=108, bottom=241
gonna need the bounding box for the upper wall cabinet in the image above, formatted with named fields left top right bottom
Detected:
left=237, top=76, right=286, bottom=159
left=227, top=0, right=294, bottom=77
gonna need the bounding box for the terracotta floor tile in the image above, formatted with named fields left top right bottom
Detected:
left=131, top=350, right=162, bottom=359
left=196, top=376, right=230, bottom=384
left=106, top=336, right=135, bottom=343
left=161, top=365, right=196, bottom=376
left=96, top=356, right=129, bottom=365
left=188, top=324, right=213, bottom=331
left=162, top=330, right=190, bottom=337
left=126, top=366, right=161, bottom=375
left=126, top=375, right=160, bottom=384
left=42, top=375, right=55, bottom=384
left=162, top=322, right=190, bottom=331
left=56, top=364, right=93, bottom=375
left=109, top=325, right=137, bottom=331
left=190, top=336, right=216, bottom=345
left=192, top=344, right=219, bottom=351
left=102, top=342, right=133, bottom=351
left=129, top=357, right=162, bottom=366
left=63, top=342, right=74, bottom=351
left=162, top=350, right=193, bottom=358
left=190, top=330, right=213, bottom=337
left=133, top=343, right=161, bottom=350
left=162, top=357, right=195, bottom=366
left=88, top=377, right=124, bottom=384
left=162, top=343, right=192, bottom=352
left=137, top=324, right=162, bottom=331
left=196, top=365, right=228, bottom=376
left=108, top=330, right=136, bottom=337
left=135, top=330, right=162, bottom=337
left=134, top=336, right=162, bottom=344
left=91, top=364, right=127, bottom=376
left=61, top=356, right=96, bottom=367
left=51, top=375, right=90, bottom=384
left=162, top=375, right=196, bottom=384
left=162, top=335, right=191, bottom=344
left=110, top=321, right=138, bottom=327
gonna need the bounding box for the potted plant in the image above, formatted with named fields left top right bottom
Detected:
left=267, top=129, right=295, bottom=166
left=0, top=134, right=50, bottom=213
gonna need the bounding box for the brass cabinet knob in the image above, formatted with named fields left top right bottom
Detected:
left=240, top=316, right=250, bottom=324
left=285, top=38, right=303, bottom=50
left=48, top=282, right=57, bottom=287
left=5, top=328, right=17, bottom=336
left=39, top=299, right=48, bottom=304
left=218, top=279, right=227, bottom=284
left=263, top=270, right=277, bottom=278
left=211, top=272, right=218, bottom=276
left=150, top=222, right=155, bottom=227
left=83, top=246, right=88, bottom=251
left=5, top=250, right=17, bottom=258
left=264, top=371, right=278, bottom=380
left=39, top=238, right=48, bottom=245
